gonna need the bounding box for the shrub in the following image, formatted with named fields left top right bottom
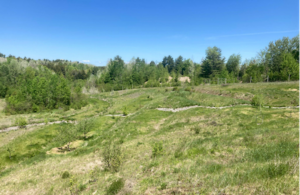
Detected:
left=69, top=175, right=78, bottom=194
left=165, top=88, right=168, bottom=92
left=251, top=95, right=264, bottom=107
left=160, top=182, right=167, bottom=190
left=32, top=103, right=39, bottom=112
left=106, top=178, right=124, bottom=195
left=173, top=168, right=180, bottom=173
left=185, top=87, right=191, bottom=92
left=191, top=127, right=200, bottom=134
left=76, top=118, right=95, bottom=139
left=15, top=117, right=27, bottom=128
left=172, top=87, right=178, bottom=91
left=62, top=171, right=70, bottom=179
left=89, top=167, right=101, bottom=183
left=122, top=107, right=128, bottom=116
left=78, top=183, right=87, bottom=191
left=103, top=143, right=122, bottom=172
left=152, top=142, right=163, bottom=158
left=6, top=147, right=14, bottom=159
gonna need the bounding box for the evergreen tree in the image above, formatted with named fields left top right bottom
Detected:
left=201, top=47, right=225, bottom=78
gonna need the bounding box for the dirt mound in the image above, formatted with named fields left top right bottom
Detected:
left=179, top=76, right=190, bottom=83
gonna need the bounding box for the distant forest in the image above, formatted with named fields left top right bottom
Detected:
left=0, top=35, right=298, bottom=114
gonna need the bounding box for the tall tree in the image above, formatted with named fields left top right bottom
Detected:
left=149, top=61, right=156, bottom=66
left=201, top=47, right=225, bottom=78
left=162, top=55, right=174, bottom=73
left=281, top=52, right=299, bottom=80
left=174, top=56, right=183, bottom=74
left=107, top=55, right=125, bottom=82
left=226, top=54, right=241, bottom=76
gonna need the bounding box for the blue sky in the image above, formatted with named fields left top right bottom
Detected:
left=0, top=0, right=298, bottom=66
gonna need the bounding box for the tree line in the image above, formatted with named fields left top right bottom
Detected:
left=95, top=35, right=298, bottom=90
left=0, top=35, right=298, bottom=114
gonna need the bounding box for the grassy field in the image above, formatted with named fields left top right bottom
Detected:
left=0, top=82, right=298, bottom=194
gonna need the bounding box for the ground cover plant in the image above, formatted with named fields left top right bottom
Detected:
left=0, top=81, right=298, bottom=194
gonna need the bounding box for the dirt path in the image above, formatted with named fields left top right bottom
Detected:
left=156, top=105, right=299, bottom=112
left=0, top=121, right=76, bottom=133
left=156, top=104, right=249, bottom=112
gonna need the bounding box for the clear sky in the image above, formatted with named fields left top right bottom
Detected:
left=0, top=0, right=298, bottom=66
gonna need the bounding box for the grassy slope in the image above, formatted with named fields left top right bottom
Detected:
left=0, top=82, right=298, bottom=195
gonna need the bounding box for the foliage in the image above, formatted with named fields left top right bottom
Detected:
left=192, top=126, right=200, bottom=134
left=0, top=83, right=298, bottom=194
left=106, top=178, right=124, bottom=195
left=244, top=141, right=297, bottom=162
left=201, top=46, right=225, bottom=78
left=123, top=107, right=128, bottom=116
left=62, top=171, right=70, bottom=179
left=56, top=124, right=79, bottom=151
left=172, top=87, right=178, bottom=91
left=226, top=54, right=241, bottom=75
left=77, top=118, right=95, bottom=139
left=184, top=87, right=191, bottom=92
left=264, top=162, right=290, bottom=179
left=160, top=182, right=167, bottom=190
left=152, top=142, right=163, bottom=158
left=103, top=143, right=122, bottom=172
left=251, top=95, right=265, bottom=107
left=14, top=117, right=27, bottom=127
left=0, top=58, right=88, bottom=114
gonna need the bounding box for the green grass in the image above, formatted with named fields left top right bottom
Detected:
left=0, top=82, right=298, bottom=195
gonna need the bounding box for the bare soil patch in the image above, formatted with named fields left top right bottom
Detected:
left=178, top=76, right=190, bottom=83
left=47, top=140, right=84, bottom=154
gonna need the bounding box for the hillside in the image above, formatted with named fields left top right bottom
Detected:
left=0, top=82, right=298, bottom=194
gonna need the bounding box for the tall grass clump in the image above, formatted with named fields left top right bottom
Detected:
left=244, top=141, right=298, bottom=162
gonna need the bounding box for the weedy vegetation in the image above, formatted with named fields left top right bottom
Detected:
left=0, top=82, right=298, bottom=194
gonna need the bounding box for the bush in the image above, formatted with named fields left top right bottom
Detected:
left=251, top=95, right=264, bottom=107
left=165, top=88, right=168, bottom=92
left=44, top=118, right=48, bottom=124
left=76, top=118, right=96, bottom=139
left=103, top=143, right=122, bottom=172
left=62, top=171, right=70, bottom=179
left=106, top=178, right=124, bottom=195
left=172, top=87, right=178, bottom=91
left=185, top=87, right=191, bottom=92
left=152, top=142, right=163, bottom=158
left=122, top=107, right=128, bottom=116
left=191, top=127, right=200, bottom=134
left=78, top=183, right=87, bottom=191
left=15, top=117, right=27, bottom=128
left=160, top=182, right=167, bottom=190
